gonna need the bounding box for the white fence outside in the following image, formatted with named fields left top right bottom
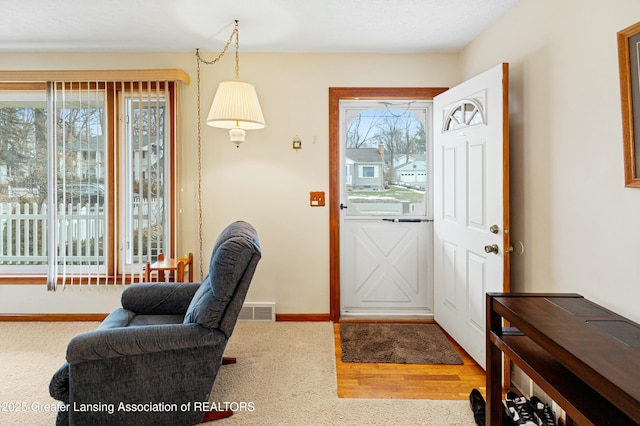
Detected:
left=0, top=200, right=161, bottom=266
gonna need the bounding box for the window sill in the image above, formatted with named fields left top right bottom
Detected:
left=0, top=276, right=143, bottom=285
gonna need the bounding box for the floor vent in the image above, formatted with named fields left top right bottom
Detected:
left=238, top=302, right=276, bottom=321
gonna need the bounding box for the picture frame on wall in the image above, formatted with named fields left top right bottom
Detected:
left=618, top=21, right=640, bottom=188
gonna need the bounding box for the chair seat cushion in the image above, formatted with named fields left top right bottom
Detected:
left=128, top=314, right=184, bottom=326
left=99, top=308, right=184, bottom=330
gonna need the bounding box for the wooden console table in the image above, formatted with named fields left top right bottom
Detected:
left=487, top=293, right=640, bottom=425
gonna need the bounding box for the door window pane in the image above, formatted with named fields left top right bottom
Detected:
left=343, top=102, right=430, bottom=217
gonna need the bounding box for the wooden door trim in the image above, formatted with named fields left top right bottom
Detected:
left=328, top=87, right=448, bottom=322
left=500, top=63, right=512, bottom=386
left=501, top=63, right=511, bottom=293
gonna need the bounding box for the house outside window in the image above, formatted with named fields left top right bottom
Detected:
left=342, top=101, right=430, bottom=215
left=346, top=148, right=385, bottom=191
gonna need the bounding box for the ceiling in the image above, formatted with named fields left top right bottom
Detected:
left=0, top=0, right=519, bottom=53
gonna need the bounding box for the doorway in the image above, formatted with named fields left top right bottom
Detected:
left=339, top=99, right=434, bottom=317
left=329, top=88, right=447, bottom=322
left=329, top=64, right=510, bottom=369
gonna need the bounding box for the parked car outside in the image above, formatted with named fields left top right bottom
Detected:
left=58, top=183, right=105, bottom=206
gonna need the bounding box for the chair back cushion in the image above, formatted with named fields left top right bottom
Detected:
left=183, top=221, right=261, bottom=336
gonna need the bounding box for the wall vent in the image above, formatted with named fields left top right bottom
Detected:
left=238, top=302, right=276, bottom=321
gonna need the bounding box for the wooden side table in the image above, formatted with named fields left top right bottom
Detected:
left=145, top=252, right=194, bottom=282
left=487, top=293, right=640, bottom=425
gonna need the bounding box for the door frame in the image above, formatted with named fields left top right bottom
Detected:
left=329, top=87, right=448, bottom=322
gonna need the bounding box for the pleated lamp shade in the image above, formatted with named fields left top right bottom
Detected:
left=206, top=80, right=265, bottom=144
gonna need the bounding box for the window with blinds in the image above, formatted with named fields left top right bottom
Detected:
left=0, top=70, right=187, bottom=289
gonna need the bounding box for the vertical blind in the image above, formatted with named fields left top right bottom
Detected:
left=0, top=70, right=192, bottom=291
left=0, top=69, right=187, bottom=289
left=48, top=81, right=107, bottom=287
left=45, top=80, right=177, bottom=290
left=119, top=80, right=174, bottom=286
left=46, top=79, right=177, bottom=290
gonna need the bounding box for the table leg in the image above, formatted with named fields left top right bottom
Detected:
left=486, top=294, right=504, bottom=426
left=177, top=260, right=185, bottom=282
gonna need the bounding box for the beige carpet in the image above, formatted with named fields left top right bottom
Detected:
left=0, top=321, right=476, bottom=425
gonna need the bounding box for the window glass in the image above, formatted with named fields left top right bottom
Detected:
left=124, top=96, right=168, bottom=265
left=343, top=102, right=430, bottom=217
left=444, top=101, right=484, bottom=131
left=0, top=83, right=176, bottom=279
left=56, top=86, right=107, bottom=275
left=0, top=90, right=48, bottom=270
left=361, top=166, right=375, bottom=178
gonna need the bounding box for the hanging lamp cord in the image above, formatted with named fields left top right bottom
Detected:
left=195, top=20, right=240, bottom=280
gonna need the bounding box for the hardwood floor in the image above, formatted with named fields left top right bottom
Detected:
left=334, top=323, right=486, bottom=400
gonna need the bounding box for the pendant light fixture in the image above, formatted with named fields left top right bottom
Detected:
left=194, top=20, right=265, bottom=278
left=196, top=20, right=265, bottom=147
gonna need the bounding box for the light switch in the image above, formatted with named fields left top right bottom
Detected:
left=310, top=191, right=325, bottom=207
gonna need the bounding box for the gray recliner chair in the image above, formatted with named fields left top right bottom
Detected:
left=49, top=221, right=261, bottom=426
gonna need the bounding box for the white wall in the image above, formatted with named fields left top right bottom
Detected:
left=0, top=284, right=125, bottom=314
left=460, top=0, right=640, bottom=322
left=0, top=51, right=460, bottom=314
left=5, top=1, right=640, bottom=321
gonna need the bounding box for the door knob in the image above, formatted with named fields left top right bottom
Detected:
left=489, top=224, right=499, bottom=234
left=484, top=244, right=499, bottom=254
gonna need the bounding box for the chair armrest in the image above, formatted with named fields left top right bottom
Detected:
left=66, top=323, right=224, bottom=364
left=49, top=362, right=70, bottom=402
left=121, top=282, right=201, bottom=315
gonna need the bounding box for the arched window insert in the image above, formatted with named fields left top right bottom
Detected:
left=443, top=99, right=485, bottom=132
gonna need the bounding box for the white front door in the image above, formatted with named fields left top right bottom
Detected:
left=340, top=101, right=434, bottom=317
left=433, top=63, right=510, bottom=368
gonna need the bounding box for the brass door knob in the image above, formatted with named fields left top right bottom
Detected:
left=484, top=244, right=499, bottom=254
